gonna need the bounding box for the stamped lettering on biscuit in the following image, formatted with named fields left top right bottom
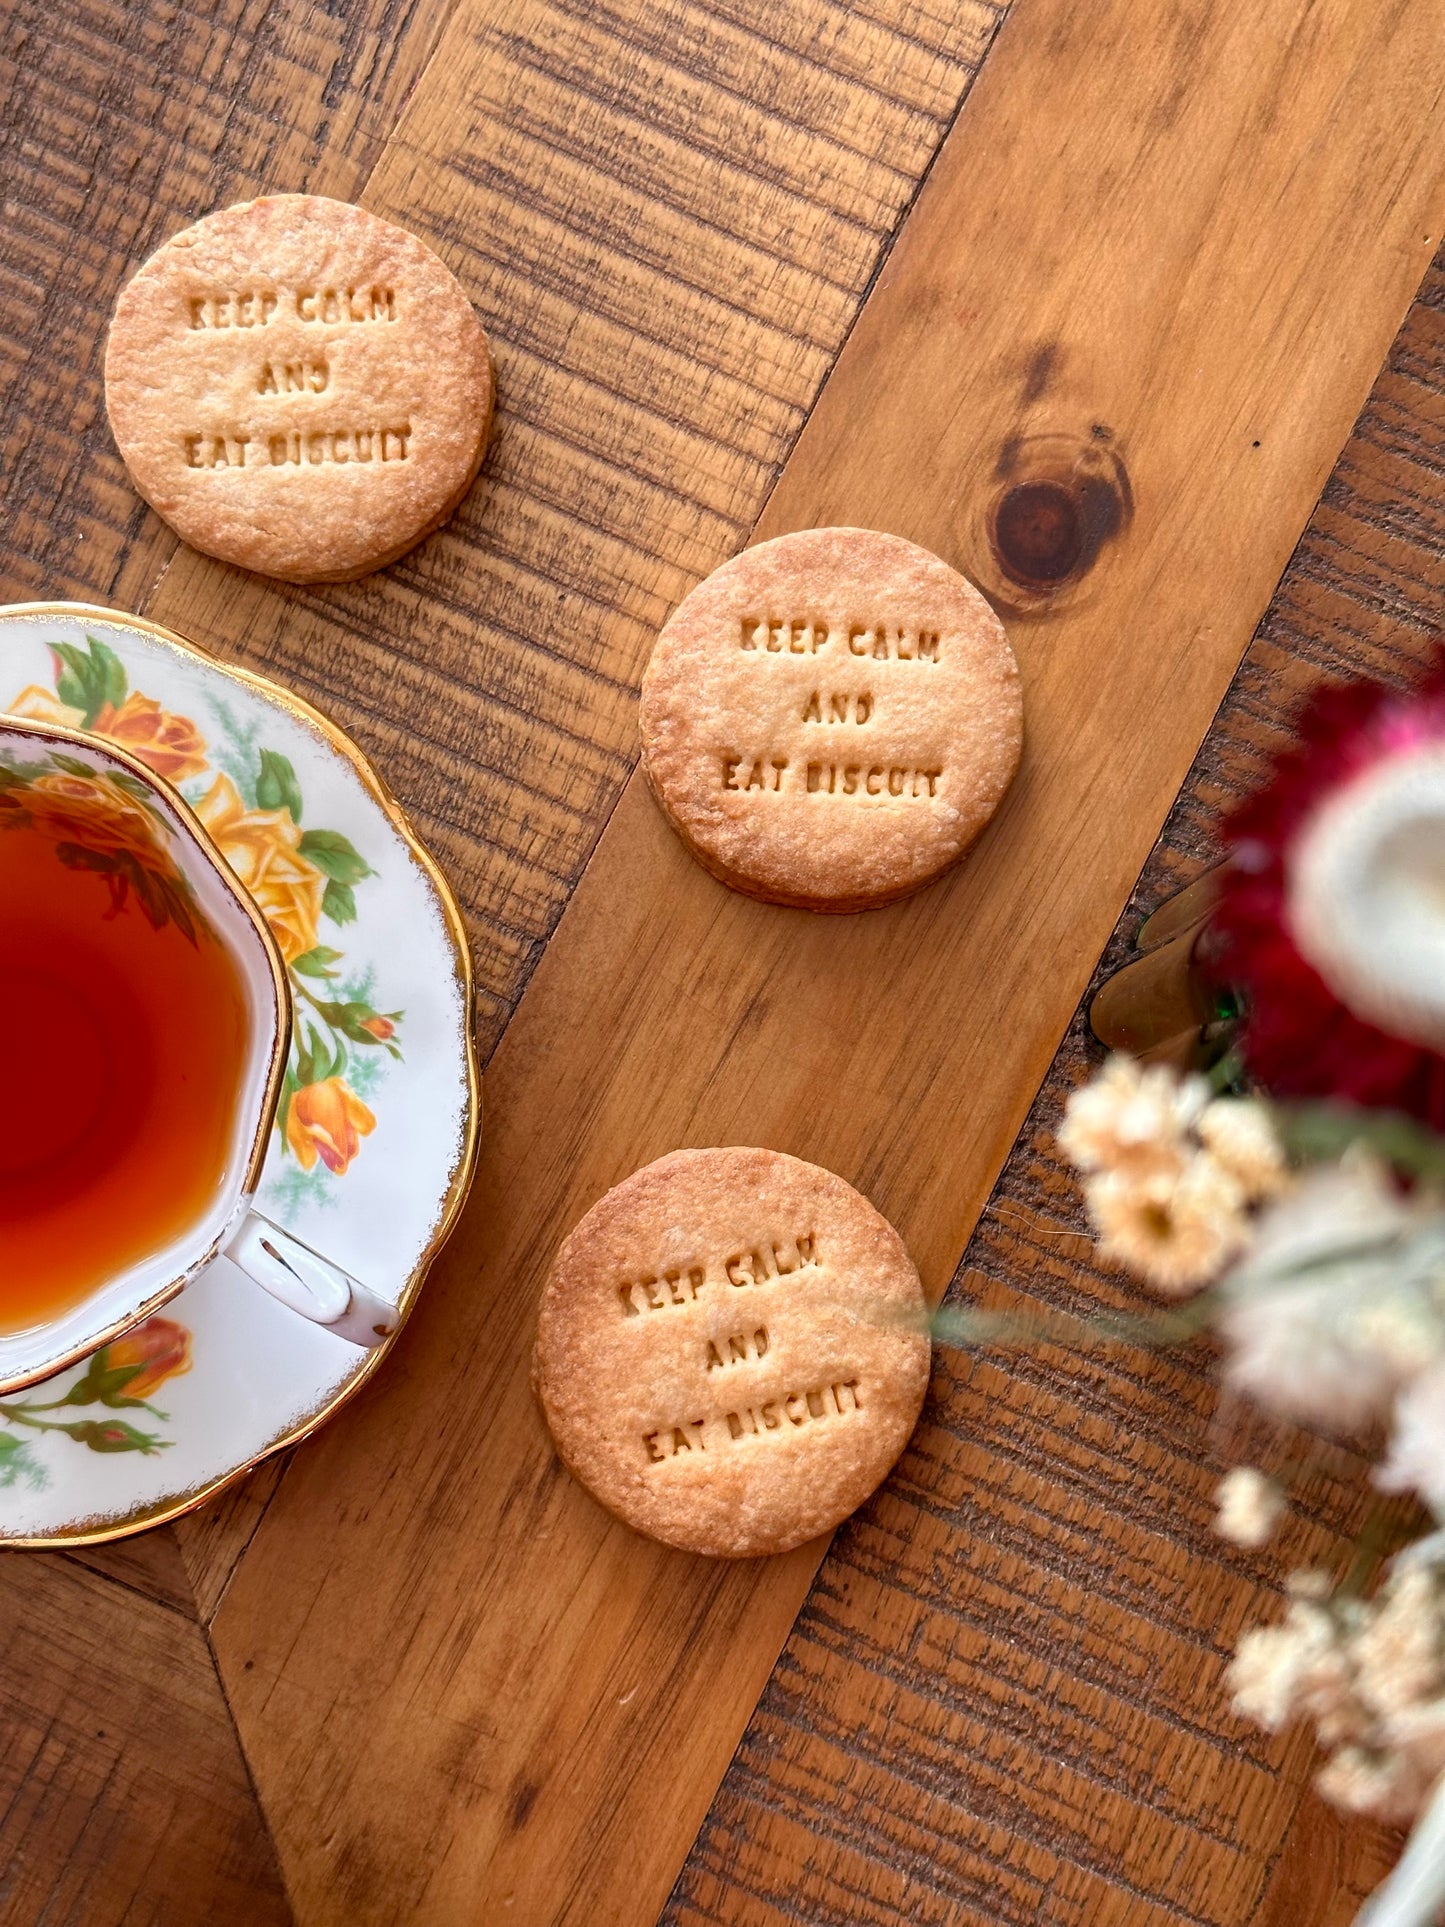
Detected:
left=105, top=194, right=494, bottom=583
left=535, top=1147, right=930, bottom=1558
left=640, top=528, right=1023, bottom=911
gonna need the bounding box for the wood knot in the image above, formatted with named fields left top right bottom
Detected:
left=976, top=430, right=1133, bottom=613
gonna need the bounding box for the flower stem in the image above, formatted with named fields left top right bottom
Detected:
left=931, top=1290, right=1223, bottom=1354
left=0, top=1403, right=82, bottom=1434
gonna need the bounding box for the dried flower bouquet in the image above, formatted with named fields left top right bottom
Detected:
left=939, top=657, right=1445, bottom=1927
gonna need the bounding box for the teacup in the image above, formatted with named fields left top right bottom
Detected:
left=0, top=715, right=398, bottom=1394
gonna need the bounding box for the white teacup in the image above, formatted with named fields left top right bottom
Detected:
left=0, top=716, right=397, bottom=1394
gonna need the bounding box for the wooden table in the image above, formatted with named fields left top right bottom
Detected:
left=2, top=1, right=1444, bottom=1921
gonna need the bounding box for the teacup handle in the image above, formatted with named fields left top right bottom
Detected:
left=225, top=1213, right=399, bottom=1349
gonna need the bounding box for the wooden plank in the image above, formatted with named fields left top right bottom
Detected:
left=667, top=244, right=1445, bottom=1927
left=177, top=1456, right=291, bottom=1626
left=206, top=3, right=1445, bottom=1923
left=0, top=1552, right=290, bottom=1927
left=63, top=1531, right=197, bottom=1619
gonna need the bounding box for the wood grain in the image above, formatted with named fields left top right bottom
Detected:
left=63, top=1527, right=198, bottom=1619
left=0, top=1552, right=289, bottom=1927
left=203, top=3, right=1445, bottom=1924
left=666, top=243, right=1445, bottom=1927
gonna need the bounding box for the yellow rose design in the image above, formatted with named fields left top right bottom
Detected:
left=194, top=772, right=325, bottom=962
left=286, top=1078, right=376, bottom=1175
left=8, top=685, right=85, bottom=729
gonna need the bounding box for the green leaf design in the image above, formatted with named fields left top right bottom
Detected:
left=51, top=637, right=126, bottom=727
left=92, top=636, right=127, bottom=712
left=58, top=1357, right=156, bottom=1411
left=290, top=946, right=344, bottom=979
left=106, top=769, right=156, bottom=803
left=256, top=749, right=303, bottom=822
left=277, top=1068, right=299, bottom=1145
left=49, top=752, right=97, bottom=779
left=322, top=878, right=357, bottom=925
left=0, top=1434, right=45, bottom=1490
left=298, top=829, right=372, bottom=884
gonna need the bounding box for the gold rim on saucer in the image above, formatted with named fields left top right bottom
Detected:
left=0, top=601, right=481, bottom=1546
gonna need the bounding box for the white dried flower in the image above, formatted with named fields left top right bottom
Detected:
left=1220, top=1162, right=1445, bottom=1429
left=1314, top=1744, right=1417, bottom=1823
left=1233, top=1558, right=1445, bottom=1829
left=1215, top=1467, right=1286, bottom=1548
left=1228, top=1592, right=1344, bottom=1732
left=1197, top=1098, right=1290, bottom=1201
left=1379, top=1364, right=1445, bottom=1521
left=1085, top=1152, right=1248, bottom=1296
left=1058, top=1055, right=1207, bottom=1178
left=1353, top=1568, right=1445, bottom=1722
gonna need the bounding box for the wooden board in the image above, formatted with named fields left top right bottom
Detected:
left=0, top=1552, right=289, bottom=1927
left=152, top=0, right=1008, bottom=1605
left=197, top=2, right=1445, bottom=1923
left=1, top=0, right=1444, bottom=1922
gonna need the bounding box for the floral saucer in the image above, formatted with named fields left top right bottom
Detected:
left=0, top=603, right=479, bottom=1544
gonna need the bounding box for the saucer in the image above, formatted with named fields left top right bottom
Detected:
left=0, top=603, right=479, bottom=1545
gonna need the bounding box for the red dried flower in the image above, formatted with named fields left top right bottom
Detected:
left=1213, top=649, right=1445, bottom=1127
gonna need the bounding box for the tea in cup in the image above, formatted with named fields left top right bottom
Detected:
left=0, top=716, right=396, bottom=1393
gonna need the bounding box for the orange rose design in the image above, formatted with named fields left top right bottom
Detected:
left=286, top=1078, right=376, bottom=1175
left=91, top=691, right=208, bottom=783
left=194, top=772, right=326, bottom=962
left=9, top=673, right=206, bottom=781
left=103, top=1316, right=192, bottom=1398
left=23, top=769, right=171, bottom=868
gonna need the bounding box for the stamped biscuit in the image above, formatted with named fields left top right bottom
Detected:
left=104, top=194, right=493, bottom=583
left=535, top=1147, right=930, bottom=1557
left=640, top=527, right=1022, bottom=911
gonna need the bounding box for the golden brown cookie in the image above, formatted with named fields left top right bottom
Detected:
left=640, top=527, right=1023, bottom=911
left=104, top=194, right=493, bottom=583
left=535, top=1147, right=930, bottom=1557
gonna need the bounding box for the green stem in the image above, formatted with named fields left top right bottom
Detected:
left=0, top=1403, right=83, bottom=1434
left=931, top=1288, right=1223, bottom=1354
left=1207, top=1046, right=1246, bottom=1093
left=291, top=978, right=333, bottom=1019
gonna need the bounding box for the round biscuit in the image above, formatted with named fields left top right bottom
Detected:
left=104, top=194, right=493, bottom=583
left=535, top=1147, right=930, bottom=1558
left=640, top=527, right=1023, bottom=911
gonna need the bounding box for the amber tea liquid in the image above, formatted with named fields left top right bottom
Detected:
left=0, top=821, right=249, bottom=1333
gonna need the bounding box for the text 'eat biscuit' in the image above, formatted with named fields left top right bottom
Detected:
left=104, top=194, right=494, bottom=583
left=640, top=527, right=1023, bottom=911
left=535, top=1147, right=931, bottom=1557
